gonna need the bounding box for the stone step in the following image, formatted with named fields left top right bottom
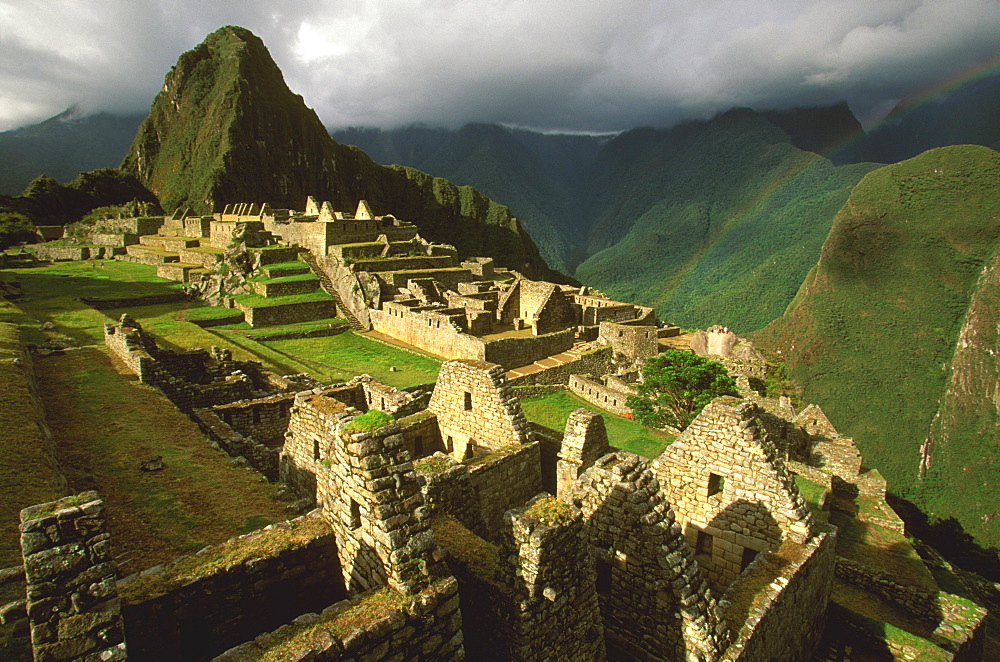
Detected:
left=232, top=296, right=338, bottom=328
left=140, top=235, right=203, bottom=251
left=250, top=277, right=321, bottom=298
left=157, top=262, right=207, bottom=283
left=125, top=245, right=180, bottom=265
left=263, top=263, right=311, bottom=278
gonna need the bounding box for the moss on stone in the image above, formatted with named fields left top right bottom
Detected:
left=430, top=515, right=498, bottom=580
left=342, top=409, right=394, bottom=434
left=524, top=497, right=575, bottom=527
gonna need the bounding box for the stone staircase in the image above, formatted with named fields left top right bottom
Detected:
left=299, top=250, right=367, bottom=332
left=505, top=339, right=602, bottom=381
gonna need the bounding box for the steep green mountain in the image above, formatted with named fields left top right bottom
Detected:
left=120, top=26, right=556, bottom=280
left=334, top=123, right=607, bottom=272
left=756, top=145, right=1000, bottom=550
left=0, top=108, right=143, bottom=196
left=575, top=110, right=880, bottom=331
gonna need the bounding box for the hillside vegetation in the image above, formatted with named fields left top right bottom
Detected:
left=757, top=145, right=1000, bottom=550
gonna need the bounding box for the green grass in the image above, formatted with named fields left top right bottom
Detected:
left=519, top=389, right=674, bottom=458
left=794, top=475, right=827, bottom=510
left=261, top=332, right=441, bottom=387
left=231, top=289, right=332, bottom=308
left=3, top=261, right=185, bottom=344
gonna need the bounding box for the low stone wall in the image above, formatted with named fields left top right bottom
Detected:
left=467, top=442, right=542, bottom=538
left=81, top=292, right=188, bottom=309
left=370, top=306, right=485, bottom=361
left=177, top=248, right=222, bottom=268
left=721, top=526, right=836, bottom=662
left=91, top=232, right=139, bottom=247
left=482, top=328, right=574, bottom=370
left=237, top=299, right=337, bottom=327
left=215, top=577, right=464, bottom=661
left=251, top=278, right=320, bottom=297
left=834, top=557, right=940, bottom=624
left=506, top=345, right=613, bottom=387
left=193, top=408, right=283, bottom=480
left=568, top=373, right=633, bottom=416
left=32, top=244, right=123, bottom=261
left=119, top=513, right=345, bottom=662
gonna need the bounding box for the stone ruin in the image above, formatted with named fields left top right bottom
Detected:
left=10, top=199, right=989, bottom=660
left=27, top=318, right=985, bottom=660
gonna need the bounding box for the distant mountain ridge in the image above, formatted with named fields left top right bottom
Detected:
left=0, top=107, right=144, bottom=196
left=336, top=108, right=880, bottom=330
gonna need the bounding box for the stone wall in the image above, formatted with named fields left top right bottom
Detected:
left=280, top=391, right=357, bottom=500
left=193, top=406, right=284, bottom=480
left=653, top=397, right=814, bottom=592
left=566, top=452, right=729, bottom=660
left=467, top=442, right=543, bottom=539
left=211, top=393, right=296, bottom=445
left=556, top=409, right=611, bottom=497
left=834, top=557, right=941, bottom=624
left=428, top=359, right=532, bottom=459
left=311, top=411, right=450, bottom=596
left=19, top=492, right=127, bottom=661
left=119, top=513, right=344, bottom=662
left=415, top=454, right=488, bottom=538
left=720, top=525, right=836, bottom=662
left=370, top=305, right=485, bottom=361
left=215, top=577, right=464, bottom=661
left=237, top=298, right=337, bottom=327
left=494, top=498, right=607, bottom=661
left=598, top=321, right=659, bottom=365
left=568, top=373, right=634, bottom=416
left=81, top=292, right=188, bottom=310
left=482, top=328, right=575, bottom=370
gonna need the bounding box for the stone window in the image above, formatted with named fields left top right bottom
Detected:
left=464, top=391, right=473, bottom=411
left=252, top=407, right=261, bottom=424
left=313, top=439, right=321, bottom=461
left=414, top=435, right=424, bottom=456
left=349, top=498, right=361, bottom=530
left=595, top=560, right=612, bottom=595
left=446, top=436, right=454, bottom=452
left=708, top=472, right=725, bottom=497
left=696, top=531, right=713, bottom=557
left=741, top=546, right=758, bottom=572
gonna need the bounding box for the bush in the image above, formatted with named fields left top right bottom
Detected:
left=0, top=212, right=36, bottom=249
left=627, top=349, right=737, bottom=429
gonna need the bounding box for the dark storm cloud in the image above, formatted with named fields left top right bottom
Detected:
left=1, top=0, right=997, bottom=132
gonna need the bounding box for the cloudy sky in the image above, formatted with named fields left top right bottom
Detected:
left=1, top=0, right=997, bottom=133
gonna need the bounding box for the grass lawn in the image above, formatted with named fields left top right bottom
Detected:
left=3, top=261, right=183, bottom=344
left=519, top=389, right=674, bottom=458
left=261, top=332, right=441, bottom=388
left=34, top=347, right=296, bottom=572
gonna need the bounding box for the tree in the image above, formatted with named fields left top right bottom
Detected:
left=627, top=349, right=737, bottom=430
left=0, top=212, right=36, bottom=249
